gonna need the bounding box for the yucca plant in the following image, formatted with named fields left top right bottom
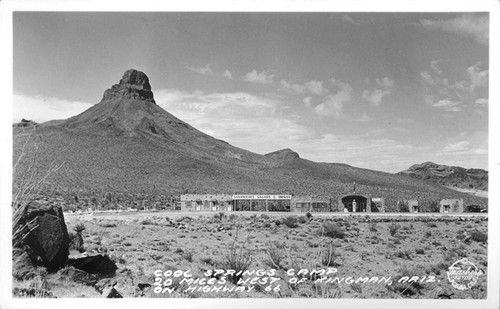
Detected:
left=73, top=223, right=86, bottom=252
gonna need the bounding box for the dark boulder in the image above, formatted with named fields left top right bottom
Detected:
left=67, top=253, right=117, bottom=276
left=18, top=203, right=70, bottom=271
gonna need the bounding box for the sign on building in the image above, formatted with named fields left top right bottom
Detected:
left=232, top=195, right=291, bottom=200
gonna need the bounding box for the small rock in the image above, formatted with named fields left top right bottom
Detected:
left=58, top=267, right=98, bottom=286
left=95, top=278, right=118, bottom=293
left=102, top=287, right=122, bottom=298
left=67, top=253, right=117, bottom=276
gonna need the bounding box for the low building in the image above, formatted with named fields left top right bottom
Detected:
left=440, top=199, right=464, bottom=213
left=180, top=194, right=233, bottom=212
left=232, top=194, right=291, bottom=211
left=406, top=200, right=419, bottom=213
left=290, top=196, right=331, bottom=212
left=337, top=194, right=385, bottom=213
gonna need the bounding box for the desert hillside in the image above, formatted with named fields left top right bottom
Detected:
left=398, top=162, right=488, bottom=191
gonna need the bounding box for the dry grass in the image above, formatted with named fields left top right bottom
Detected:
left=14, top=211, right=488, bottom=299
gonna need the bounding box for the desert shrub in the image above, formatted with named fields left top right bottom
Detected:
left=472, top=248, right=486, bottom=255
left=442, top=248, right=464, bottom=264
left=360, top=251, right=370, bottom=260
left=322, top=223, right=346, bottom=239
left=397, top=201, right=409, bottom=213
left=468, top=284, right=487, bottom=299
left=298, top=216, right=308, bottom=224
left=426, top=201, right=440, bottom=213
left=394, top=250, right=412, bottom=260
left=182, top=250, right=194, bottom=262
left=369, top=223, right=378, bottom=232
left=174, top=248, right=184, bottom=254
left=401, top=224, right=413, bottom=231
left=264, top=241, right=286, bottom=269
left=431, top=241, right=442, bottom=247
left=387, top=265, right=424, bottom=297
left=426, top=222, right=437, bottom=228
left=200, top=256, right=216, bottom=266
left=320, top=241, right=338, bottom=266
left=415, top=248, right=425, bottom=255
left=228, top=214, right=238, bottom=220
left=141, top=219, right=153, bottom=225
left=470, top=230, right=487, bottom=244
left=343, top=219, right=352, bottom=230
left=100, top=222, right=117, bottom=228
left=310, top=282, right=343, bottom=298
left=219, top=228, right=253, bottom=284
left=260, top=213, right=270, bottom=220
left=350, top=283, right=363, bottom=294
left=429, top=262, right=449, bottom=275
left=424, top=231, right=432, bottom=238
left=389, top=222, right=400, bottom=236
left=282, top=216, right=299, bottom=228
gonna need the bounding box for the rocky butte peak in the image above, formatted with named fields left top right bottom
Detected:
left=101, top=69, right=155, bottom=104
left=265, top=148, right=301, bottom=160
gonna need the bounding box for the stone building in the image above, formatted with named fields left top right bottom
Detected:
left=338, top=193, right=385, bottom=212
left=440, top=199, right=464, bottom=213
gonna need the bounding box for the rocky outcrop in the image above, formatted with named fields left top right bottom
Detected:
left=13, top=119, right=38, bottom=128
left=265, top=148, right=301, bottom=160
left=102, top=69, right=155, bottom=103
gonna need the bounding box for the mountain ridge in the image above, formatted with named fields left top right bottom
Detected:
left=13, top=69, right=487, bottom=209
left=398, top=161, right=488, bottom=191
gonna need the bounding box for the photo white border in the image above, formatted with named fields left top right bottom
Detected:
left=0, top=0, right=498, bottom=308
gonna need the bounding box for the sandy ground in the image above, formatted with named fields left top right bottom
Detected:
left=52, top=210, right=489, bottom=299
